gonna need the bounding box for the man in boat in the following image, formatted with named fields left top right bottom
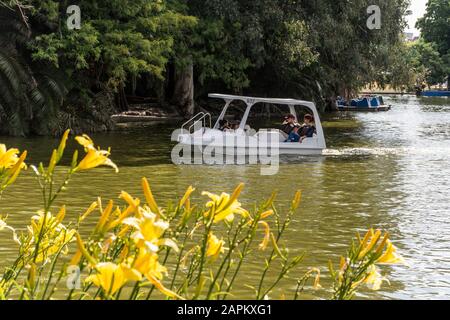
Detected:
left=281, top=114, right=297, bottom=137
left=299, top=114, right=316, bottom=142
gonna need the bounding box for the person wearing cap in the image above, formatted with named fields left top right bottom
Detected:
left=281, top=114, right=297, bottom=136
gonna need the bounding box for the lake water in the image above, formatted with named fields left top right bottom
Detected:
left=1, top=95, right=449, bottom=299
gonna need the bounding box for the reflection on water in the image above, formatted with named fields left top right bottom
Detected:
left=1, top=95, right=449, bottom=299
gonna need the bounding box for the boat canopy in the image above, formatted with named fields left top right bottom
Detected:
left=208, top=93, right=322, bottom=132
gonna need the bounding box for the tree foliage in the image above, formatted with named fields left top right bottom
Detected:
left=0, top=0, right=414, bottom=135
left=0, top=3, right=67, bottom=136
left=417, top=0, right=450, bottom=88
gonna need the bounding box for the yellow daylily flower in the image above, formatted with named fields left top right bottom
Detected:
left=3, top=151, right=27, bottom=187
left=123, top=210, right=178, bottom=253
left=127, top=249, right=183, bottom=300
left=73, top=134, right=118, bottom=173
left=0, top=144, right=27, bottom=190
left=86, top=262, right=141, bottom=296
left=0, top=144, right=27, bottom=170
left=358, top=229, right=382, bottom=259
left=206, top=232, right=225, bottom=261
left=202, top=191, right=249, bottom=223
left=74, top=148, right=118, bottom=173
left=363, top=265, right=389, bottom=291
left=132, top=249, right=168, bottom=281
left=29, top=211, right=76, bottom=263
left=377, top=240, right=405, bottom=265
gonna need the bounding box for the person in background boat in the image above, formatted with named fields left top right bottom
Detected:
left=299, top=114, right=316, bottom=142
left=219, top=120, right=231, bottom=132
left=285, top=125, right=301, bottom=142
left=281, top=114, right=297, bottom=136
left=337, top=96, right=348, bottom=106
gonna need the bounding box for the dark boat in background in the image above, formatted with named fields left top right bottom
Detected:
left=419, top=90, right=450, bottom=97
left=336, top=96, right=391, bottom=112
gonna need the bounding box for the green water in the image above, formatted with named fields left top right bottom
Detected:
left=1, top=95, right=450, bottom=299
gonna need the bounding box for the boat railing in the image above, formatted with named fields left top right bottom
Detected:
left=182, top=112, right=211, bottom=134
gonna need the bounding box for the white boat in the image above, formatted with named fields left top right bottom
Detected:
left=175, top=94, right=327, bottom=156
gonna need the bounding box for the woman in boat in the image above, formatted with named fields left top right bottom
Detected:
left=299, top=114, right=316, bottom=142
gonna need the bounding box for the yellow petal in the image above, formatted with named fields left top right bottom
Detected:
left=56, top=205, right=66, bottom=223
left=79, top=202, right=98, bottom=222
left=377, top=240, right=405, bottom=265
left=258, top=221, right=270, bottom=250
left=70, top=250, right=82, bottom=265
left=95, top=200, right=114, bottom=233
left=260, top=210, right=274, bottom=219
left=291, top=190, right=302, bottom=209
left=75, top=233, right=97, bottom=266
left=75, top=134, right=95, bottom=151
left=4, top=151, right=27, bottom=186
left=56, top=129, right=70, bottom=161
left=206, top=233, right=225, bottom=260
left=146, top=274, right=184, bottom=300
left=179, top=186, right=195, bottom=208
left=141, top=178, right=161, bottom=216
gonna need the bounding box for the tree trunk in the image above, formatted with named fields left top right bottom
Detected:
left=116, top=84, right=129, bottom=112
left=172, top=61, right=194, bottom=118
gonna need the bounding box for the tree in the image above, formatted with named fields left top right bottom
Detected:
left=0, top=1, right=196, bottom=135
left=0, top=0, right=416, bottom=136
left=417, top=0, right=450, bottom=89
left=409, top=40, right=448, bottom=87
left=0, top=2, right=67, bottom=136
left=30, top=0, right=196, bottom=107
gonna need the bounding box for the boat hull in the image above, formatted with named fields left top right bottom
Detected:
left=180, top=142, right=324, bottom=156
left=420, top=91, right=450, bottom=97
left=337, top=105, right=391, bottom=112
